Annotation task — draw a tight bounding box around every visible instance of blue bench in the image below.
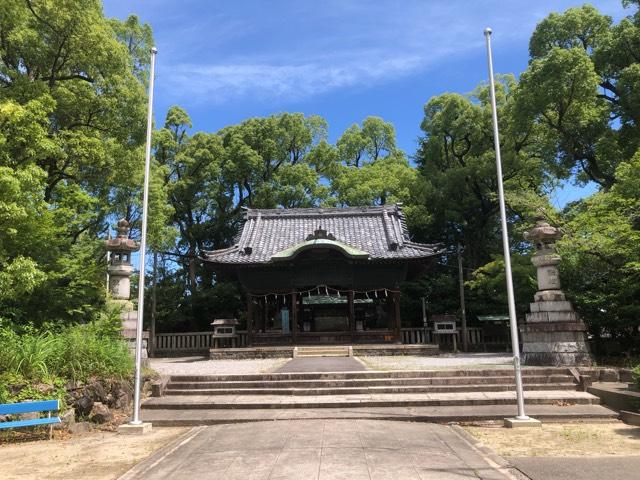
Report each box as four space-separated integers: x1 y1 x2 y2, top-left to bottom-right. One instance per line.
0 400 61 439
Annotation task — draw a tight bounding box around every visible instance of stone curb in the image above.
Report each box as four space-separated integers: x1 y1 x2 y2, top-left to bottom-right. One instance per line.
117 426 205 480
151 375 170 397
448 424 530 480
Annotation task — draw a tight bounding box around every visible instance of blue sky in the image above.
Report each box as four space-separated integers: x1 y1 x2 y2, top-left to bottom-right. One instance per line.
104 0 628 207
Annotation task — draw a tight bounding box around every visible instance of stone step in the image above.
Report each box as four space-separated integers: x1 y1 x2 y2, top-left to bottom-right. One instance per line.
295 346 351 357
164 383 578 396
296 346 350 351
141 403 618 426
167 367 572 383
165 374 574 390
296 353 349 357
143 390 598 410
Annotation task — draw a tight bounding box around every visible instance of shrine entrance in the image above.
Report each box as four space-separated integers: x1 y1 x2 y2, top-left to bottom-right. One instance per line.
248 286 399 345
202 205 441 347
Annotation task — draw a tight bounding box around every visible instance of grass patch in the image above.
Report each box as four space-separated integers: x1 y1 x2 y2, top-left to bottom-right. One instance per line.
0 312 134 405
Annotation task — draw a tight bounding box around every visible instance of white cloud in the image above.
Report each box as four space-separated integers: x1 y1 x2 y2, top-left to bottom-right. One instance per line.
142 0 629 104
163 54 428 103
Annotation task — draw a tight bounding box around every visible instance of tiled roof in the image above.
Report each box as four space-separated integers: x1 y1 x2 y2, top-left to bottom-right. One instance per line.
201 204 440 265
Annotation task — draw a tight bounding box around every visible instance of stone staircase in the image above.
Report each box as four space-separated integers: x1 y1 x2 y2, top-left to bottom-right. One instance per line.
142 367 618 425
294 346 351 357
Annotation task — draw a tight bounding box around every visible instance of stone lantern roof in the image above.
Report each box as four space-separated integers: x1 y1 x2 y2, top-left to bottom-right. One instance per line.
105 219 140 252
523 218 562 244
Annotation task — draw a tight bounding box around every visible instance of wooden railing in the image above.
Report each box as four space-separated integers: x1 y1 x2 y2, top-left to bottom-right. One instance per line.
153 331 249 355
153 331 212 353
401 327 485 346
400 326 510 351
152 326 508 355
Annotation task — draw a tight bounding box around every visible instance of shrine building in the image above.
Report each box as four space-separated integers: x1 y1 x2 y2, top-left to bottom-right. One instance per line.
201 204 441 346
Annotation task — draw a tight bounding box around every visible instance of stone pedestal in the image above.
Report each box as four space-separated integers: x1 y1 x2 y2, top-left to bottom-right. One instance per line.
119 305 149 360
117 422 152 435
504 417 542 428
521 220 592 366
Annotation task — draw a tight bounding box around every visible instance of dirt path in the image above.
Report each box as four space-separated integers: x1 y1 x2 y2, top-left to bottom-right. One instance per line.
0 427 188 480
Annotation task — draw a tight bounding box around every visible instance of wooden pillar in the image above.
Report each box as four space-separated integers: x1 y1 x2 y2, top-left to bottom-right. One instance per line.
246 293 254 347
292 291 298 344
263 297 268 333
348 291 355 343
393 291 401 344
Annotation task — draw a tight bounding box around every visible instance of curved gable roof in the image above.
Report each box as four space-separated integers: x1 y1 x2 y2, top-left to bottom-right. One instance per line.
201 204 440 265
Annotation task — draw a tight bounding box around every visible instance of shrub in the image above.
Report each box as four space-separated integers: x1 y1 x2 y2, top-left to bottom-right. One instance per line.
633 365 640 390
0 372 66 406
9 331 58 379
0 318 134 383
53 322 133 381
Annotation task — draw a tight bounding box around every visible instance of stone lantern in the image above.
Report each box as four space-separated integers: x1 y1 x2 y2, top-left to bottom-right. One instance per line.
521 218 592 366
105 219 148 356
106 219 139 301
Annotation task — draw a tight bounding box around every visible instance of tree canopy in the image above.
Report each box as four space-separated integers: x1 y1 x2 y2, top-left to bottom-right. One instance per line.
1 1 638 356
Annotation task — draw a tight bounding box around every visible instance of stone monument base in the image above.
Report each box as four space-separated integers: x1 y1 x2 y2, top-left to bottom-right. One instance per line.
522 290 592 366
110 300 149 359
118 422 152 435
504 417 542 428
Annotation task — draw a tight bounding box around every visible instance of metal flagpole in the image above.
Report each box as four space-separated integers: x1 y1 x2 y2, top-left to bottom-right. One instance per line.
131 46 158 425
457 243 468 352
483 28 529 420
106 230 111 298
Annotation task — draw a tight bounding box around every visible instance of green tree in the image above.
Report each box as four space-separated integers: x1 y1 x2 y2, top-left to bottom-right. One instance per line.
0 2 155 324
332 116 416 207
416 76 544 269
336 116 397 167
517 2 640 188
557 152 640 351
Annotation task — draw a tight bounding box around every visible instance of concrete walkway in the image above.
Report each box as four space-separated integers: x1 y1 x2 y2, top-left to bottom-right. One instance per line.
276 357 366 373
120 420 515 480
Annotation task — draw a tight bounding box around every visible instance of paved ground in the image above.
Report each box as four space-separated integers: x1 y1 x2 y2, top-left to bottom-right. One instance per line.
508 456 640 480
276 357 366 372
120 420 514 480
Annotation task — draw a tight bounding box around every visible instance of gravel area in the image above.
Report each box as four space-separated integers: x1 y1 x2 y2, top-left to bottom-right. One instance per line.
465 422 640 457
358 353 513 370
149 357 289 376
149 354 513 376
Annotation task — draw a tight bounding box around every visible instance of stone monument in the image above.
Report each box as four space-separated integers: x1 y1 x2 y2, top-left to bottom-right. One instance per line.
521 218 592 366
105 219 148 357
